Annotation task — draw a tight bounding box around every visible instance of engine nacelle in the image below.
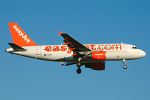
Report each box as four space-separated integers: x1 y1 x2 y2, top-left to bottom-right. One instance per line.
92 51 106 60
85 62 105 70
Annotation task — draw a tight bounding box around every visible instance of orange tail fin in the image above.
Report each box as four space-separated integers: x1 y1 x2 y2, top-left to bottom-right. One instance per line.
8 23 38 47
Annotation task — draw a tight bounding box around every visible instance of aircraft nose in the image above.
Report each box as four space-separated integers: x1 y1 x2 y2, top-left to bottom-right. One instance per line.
139 50 146 58
142 51 146 57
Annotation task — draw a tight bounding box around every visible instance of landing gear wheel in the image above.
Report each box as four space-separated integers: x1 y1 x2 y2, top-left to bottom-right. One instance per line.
77 62 81 67
123 65 127 69
77 68 81 74
123 59 127 69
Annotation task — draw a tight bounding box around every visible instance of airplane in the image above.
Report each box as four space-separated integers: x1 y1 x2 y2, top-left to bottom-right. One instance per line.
6 23 146 74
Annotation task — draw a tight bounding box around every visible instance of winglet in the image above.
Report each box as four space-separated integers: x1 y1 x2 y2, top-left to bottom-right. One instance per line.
58 31 62 35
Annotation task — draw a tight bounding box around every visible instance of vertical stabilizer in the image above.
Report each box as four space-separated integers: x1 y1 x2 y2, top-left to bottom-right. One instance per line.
8 23 38 47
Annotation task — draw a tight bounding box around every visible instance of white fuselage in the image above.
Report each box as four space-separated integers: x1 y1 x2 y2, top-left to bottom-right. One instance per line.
6 43 146 63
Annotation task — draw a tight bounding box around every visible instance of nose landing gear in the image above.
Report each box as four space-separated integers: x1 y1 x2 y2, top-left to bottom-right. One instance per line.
123 59 127 69
123 65 127 69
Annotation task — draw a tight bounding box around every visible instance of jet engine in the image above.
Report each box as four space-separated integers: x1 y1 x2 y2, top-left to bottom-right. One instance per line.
91 51 106 60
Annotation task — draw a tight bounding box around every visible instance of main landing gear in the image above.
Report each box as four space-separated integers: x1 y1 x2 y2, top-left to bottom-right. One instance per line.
123 59 127 69
76 58 82 74
77 67 81 74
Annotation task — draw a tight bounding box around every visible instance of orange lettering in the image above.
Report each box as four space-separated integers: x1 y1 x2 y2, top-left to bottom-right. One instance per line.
105 45 111 50
67 47 72 53
85 45 90 48
90 44 96 50
112 44 121 50
98 45 104 50
45 46 52 52
61 46 66 51
53 46 59 52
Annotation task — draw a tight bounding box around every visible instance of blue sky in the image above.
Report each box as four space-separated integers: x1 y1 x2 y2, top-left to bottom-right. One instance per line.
0 0 150 100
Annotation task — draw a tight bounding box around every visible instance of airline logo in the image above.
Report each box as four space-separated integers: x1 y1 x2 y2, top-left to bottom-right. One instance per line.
45 46 72 53
45 44 122 53
13 25 30 43
85 44 122 51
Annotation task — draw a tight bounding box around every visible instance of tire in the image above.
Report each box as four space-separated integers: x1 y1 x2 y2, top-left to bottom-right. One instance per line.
123 65 127 69
77 68 81 74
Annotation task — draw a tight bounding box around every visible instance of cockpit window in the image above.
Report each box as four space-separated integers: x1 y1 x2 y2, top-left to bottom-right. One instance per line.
132 47 138 49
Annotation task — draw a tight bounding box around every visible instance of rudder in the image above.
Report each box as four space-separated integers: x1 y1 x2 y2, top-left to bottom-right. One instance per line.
8 23 38 47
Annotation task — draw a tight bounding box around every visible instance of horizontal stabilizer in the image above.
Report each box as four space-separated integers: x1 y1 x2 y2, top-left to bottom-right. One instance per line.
8 43 26 51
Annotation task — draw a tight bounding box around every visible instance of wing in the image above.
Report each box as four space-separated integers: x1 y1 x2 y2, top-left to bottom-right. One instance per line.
58 31 91 52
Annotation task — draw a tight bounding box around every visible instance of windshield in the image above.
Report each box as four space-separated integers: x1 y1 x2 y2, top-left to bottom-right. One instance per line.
132 46 138 49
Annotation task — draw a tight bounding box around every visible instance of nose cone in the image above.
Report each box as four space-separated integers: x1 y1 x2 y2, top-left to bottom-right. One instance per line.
140 50 146 58
142 51 146 57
